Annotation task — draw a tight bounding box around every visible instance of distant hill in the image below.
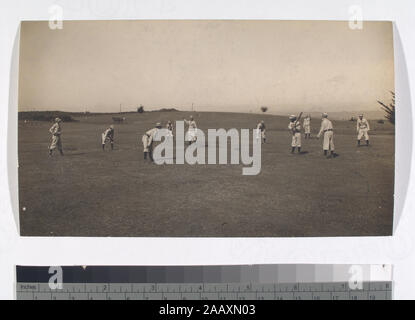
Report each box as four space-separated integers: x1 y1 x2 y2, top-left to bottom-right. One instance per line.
18 111 79 122
19 108 386 122
309 110 385 120
150 108 179 112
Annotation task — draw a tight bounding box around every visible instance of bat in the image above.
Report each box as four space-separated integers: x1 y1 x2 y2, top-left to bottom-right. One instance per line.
291 112 303 135
295 112 303 125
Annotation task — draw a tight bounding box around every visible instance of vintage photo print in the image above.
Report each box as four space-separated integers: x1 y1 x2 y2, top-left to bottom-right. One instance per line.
17 20 395 237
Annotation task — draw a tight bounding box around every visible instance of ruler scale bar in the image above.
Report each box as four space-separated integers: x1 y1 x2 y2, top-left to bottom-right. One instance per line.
16 282 392 300
15 265 393 300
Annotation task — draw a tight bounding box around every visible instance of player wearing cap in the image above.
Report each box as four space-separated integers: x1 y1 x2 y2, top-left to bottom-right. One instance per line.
256 120 266 144
256 120 266 143
288 115 302 153
101 125 115 151
184 115 197 144
142 122 162 161
317 113 335 157
356 114 370 146
48 117 64 156
166 120 174 137
303 114 311 139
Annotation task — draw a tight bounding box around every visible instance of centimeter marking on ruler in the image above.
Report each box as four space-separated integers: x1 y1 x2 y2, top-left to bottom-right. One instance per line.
16 281 392 300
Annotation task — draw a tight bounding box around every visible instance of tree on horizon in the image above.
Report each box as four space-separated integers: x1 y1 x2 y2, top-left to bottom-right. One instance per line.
377 91 395 125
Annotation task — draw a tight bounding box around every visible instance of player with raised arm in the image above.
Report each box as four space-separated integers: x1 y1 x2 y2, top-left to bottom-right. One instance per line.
48 117 64 156
101 125 115 151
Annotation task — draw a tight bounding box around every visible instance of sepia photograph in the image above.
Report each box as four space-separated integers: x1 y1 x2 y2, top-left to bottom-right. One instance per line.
17 20 395 237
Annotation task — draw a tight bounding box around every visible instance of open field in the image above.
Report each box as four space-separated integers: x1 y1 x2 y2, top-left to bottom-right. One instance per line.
18 111 394 237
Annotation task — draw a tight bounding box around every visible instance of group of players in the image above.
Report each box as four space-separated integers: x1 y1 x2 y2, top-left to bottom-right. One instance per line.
255 112 370 158
48 113 371 161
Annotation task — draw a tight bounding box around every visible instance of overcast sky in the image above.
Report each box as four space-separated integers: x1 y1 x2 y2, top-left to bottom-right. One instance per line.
18 20 394 114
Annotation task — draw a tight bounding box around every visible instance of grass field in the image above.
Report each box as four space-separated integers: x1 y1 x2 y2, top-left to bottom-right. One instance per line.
18 111 394 237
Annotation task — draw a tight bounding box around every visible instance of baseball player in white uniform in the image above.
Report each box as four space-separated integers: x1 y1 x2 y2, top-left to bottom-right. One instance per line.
184 116 197 144
303 115 311 139
142 122 162 161
166 120 174 137
48 117 64 156
101 125 115 151
317 113 335 157
288 115 302 153
256 121 266 144
356 114 370 146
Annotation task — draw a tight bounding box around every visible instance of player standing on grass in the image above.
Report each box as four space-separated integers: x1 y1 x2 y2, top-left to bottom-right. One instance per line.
184 115 197 144
288 115 302 153
356 114 370 146
166 120 174 137
256 120 266 144
142 122 162 162
317 113 335 158
101 125 115 151
48 117 64 156
303 114 311 139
